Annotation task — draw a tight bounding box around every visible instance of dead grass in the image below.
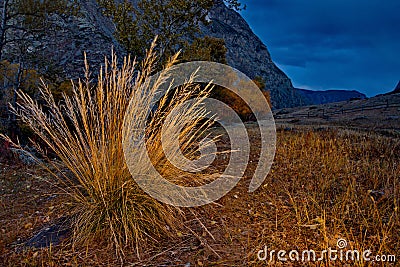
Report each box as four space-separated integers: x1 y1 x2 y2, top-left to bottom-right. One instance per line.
252 128 399 266
1 41 217 262
1 126 399 266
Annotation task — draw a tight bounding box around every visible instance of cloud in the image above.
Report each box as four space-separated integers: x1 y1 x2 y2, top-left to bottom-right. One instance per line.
240 0 400 96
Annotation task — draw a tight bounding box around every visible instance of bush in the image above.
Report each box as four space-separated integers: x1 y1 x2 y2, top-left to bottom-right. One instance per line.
211 76 271 121
2 43 214 257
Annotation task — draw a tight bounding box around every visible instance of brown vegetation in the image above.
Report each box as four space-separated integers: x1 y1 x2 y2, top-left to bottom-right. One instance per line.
1 125 398 266
1 43 218 262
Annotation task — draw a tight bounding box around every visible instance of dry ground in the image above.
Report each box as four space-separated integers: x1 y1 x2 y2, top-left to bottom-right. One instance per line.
0 124 399 266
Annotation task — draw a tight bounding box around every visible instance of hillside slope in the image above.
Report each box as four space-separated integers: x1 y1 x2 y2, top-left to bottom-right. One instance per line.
274 92 400 132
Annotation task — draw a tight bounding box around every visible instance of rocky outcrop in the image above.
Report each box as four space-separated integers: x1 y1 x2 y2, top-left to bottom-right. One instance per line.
296 88 367 105
1 1 124 79
39 1 124 78
6 0 307 108
202 1 308 108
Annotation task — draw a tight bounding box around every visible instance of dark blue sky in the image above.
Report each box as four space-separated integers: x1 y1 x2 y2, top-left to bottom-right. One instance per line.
240 0 399 96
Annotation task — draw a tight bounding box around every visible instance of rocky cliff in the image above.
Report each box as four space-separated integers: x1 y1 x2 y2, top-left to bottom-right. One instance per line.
201 1 307 108
10 0 306 108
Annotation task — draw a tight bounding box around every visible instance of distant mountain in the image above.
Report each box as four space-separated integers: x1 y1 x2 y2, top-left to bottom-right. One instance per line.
295 88 367 105
274 90 400 132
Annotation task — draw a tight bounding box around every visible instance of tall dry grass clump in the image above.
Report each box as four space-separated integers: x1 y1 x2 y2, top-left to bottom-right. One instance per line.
3 42 214 256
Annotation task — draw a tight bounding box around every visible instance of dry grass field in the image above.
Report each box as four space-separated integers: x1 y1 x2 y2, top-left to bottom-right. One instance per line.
1 124 398 266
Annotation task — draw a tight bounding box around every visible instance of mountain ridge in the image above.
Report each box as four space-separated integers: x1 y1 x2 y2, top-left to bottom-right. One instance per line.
295 88 367 105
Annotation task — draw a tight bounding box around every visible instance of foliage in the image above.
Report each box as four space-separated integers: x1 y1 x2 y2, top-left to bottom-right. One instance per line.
0 60 40 134
211 75 271 121
97 0 244 62
0 60 40 97
252 75 266 91
0 60 73 136
253 75 271 108
98 0 214 61
181 36 227 64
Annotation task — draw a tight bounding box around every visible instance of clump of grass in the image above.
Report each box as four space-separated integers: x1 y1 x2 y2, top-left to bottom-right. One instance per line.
2 42 214 257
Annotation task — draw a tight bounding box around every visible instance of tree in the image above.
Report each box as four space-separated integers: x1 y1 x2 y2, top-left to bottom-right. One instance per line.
98 0 214 61
97 0 244 61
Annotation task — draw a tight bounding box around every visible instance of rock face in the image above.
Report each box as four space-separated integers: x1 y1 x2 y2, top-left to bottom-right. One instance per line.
201 1 308 108
8 0 306 108
296 88 367 105
38 1 124 78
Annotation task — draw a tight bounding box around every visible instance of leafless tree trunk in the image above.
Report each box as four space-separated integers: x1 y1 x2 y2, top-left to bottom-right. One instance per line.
0 0 10 61
9 57 22 137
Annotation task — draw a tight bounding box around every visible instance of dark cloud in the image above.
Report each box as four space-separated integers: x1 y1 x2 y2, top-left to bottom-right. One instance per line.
240 0 400 96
